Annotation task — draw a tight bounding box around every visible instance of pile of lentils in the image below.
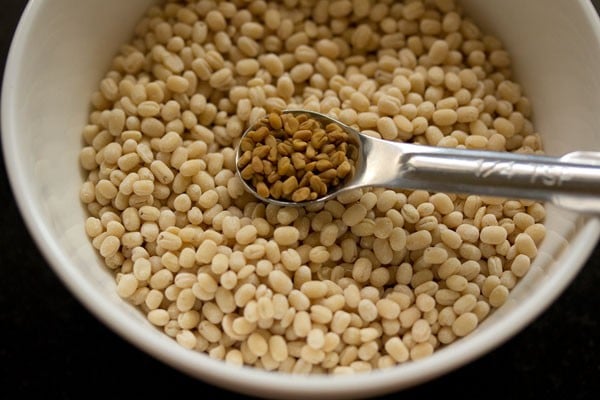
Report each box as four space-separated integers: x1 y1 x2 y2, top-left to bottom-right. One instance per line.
79 0 546 374
237 111 358 202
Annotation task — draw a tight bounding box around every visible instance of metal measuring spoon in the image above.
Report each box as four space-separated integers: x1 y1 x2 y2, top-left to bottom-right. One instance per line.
235 109 600 214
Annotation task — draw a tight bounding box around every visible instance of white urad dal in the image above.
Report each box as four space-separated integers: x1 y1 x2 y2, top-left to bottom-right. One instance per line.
79 0 546 374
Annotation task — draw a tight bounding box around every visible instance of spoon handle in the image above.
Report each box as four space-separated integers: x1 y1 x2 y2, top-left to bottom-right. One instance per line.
361 134 600 214
392 147 600 214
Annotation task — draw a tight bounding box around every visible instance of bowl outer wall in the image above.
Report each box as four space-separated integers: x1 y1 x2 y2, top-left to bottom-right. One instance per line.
2 0 600 398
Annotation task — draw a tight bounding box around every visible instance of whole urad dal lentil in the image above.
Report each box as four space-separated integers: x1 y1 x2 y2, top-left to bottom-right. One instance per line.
79 0 547 374
237 111 358 202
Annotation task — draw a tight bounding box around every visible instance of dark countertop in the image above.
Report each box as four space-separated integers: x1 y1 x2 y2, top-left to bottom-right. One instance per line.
1 1 598 398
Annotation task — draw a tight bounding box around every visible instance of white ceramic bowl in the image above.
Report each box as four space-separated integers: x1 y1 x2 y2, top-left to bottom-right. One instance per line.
3 0 600 398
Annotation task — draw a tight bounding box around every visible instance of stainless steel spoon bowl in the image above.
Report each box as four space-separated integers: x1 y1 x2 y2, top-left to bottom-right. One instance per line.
236 109 600 213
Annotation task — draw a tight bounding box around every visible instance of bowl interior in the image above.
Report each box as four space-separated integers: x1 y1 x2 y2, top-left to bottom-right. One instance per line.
3 0 600 398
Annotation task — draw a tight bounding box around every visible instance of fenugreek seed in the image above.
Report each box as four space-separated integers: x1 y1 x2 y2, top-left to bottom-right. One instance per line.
268 113 282 129
251 156 263 173
281 176 299 196
238 112 357 202
256 182 270 198
292 187 311 202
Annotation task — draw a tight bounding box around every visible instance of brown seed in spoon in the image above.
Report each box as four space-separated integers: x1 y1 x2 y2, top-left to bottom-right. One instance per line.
237 111 358 202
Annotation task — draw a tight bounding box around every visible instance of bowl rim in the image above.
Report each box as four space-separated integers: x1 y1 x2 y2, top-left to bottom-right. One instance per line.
2 0 600 398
